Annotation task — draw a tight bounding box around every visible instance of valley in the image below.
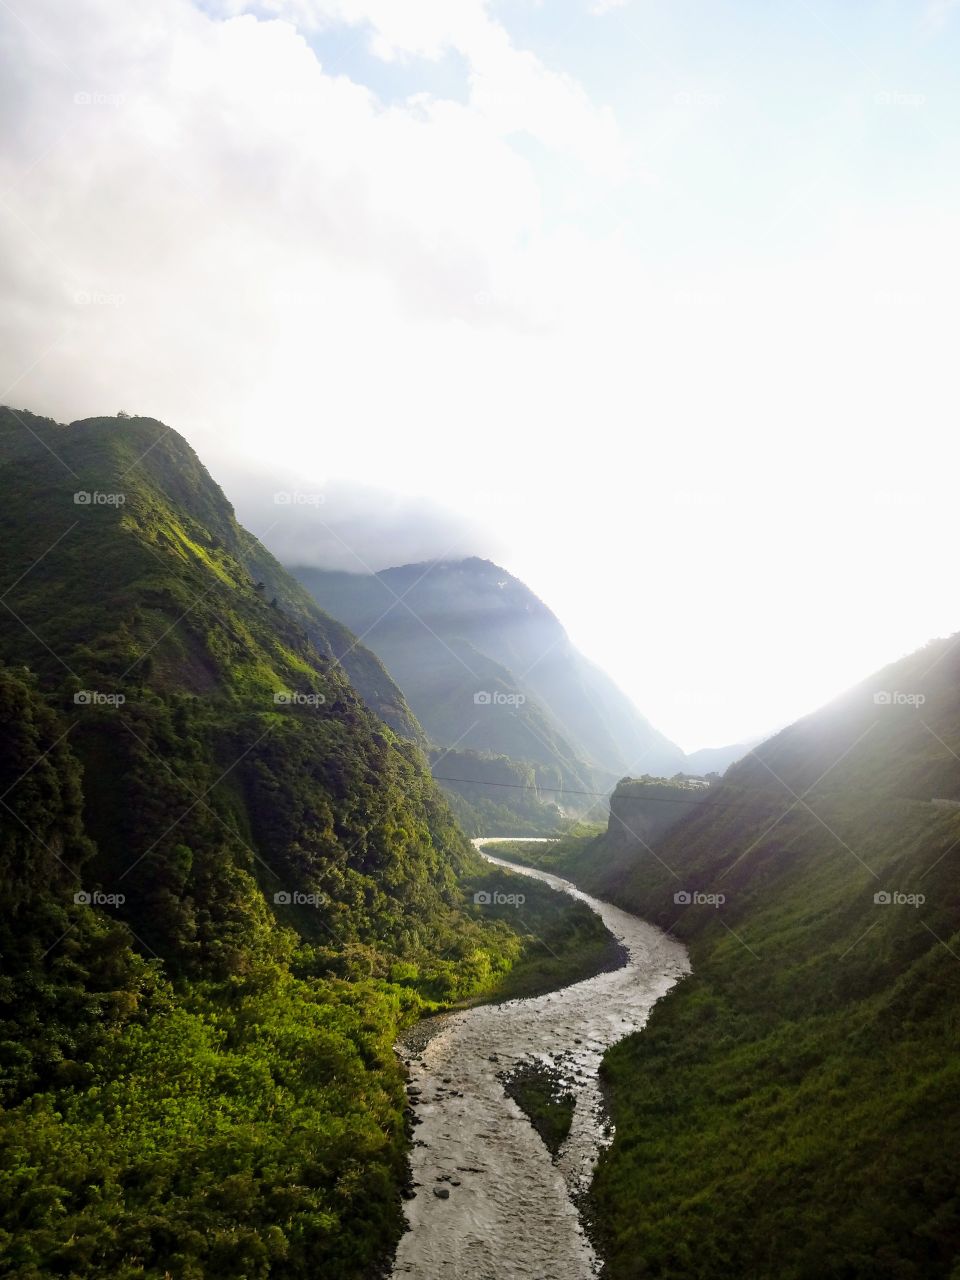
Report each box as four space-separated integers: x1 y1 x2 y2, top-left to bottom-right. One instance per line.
0 409 957 1279
392 840 689 1280
290 560 746 834
491 647 960 1278
0 411 635 1279
2 5 956 1275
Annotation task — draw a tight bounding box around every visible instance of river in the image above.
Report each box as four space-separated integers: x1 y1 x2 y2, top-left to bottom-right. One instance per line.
390 838 690 1280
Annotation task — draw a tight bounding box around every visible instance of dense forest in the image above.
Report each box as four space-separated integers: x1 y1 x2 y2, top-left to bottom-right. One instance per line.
0 409 608 1278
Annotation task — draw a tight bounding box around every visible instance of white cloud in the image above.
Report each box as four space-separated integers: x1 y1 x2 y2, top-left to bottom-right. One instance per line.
923 0 960 30
1 0 959 750
214 0 626 176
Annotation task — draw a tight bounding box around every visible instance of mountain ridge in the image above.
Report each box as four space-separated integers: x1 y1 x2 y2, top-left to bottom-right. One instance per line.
512 629 960 1278
0 405 602 1278
289 557 713 824
0 408 423 742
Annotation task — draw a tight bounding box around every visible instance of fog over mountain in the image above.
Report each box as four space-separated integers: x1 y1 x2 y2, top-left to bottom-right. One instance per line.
4 0 959 751
214 459 502 574
220 458 768 762
293 555 691 775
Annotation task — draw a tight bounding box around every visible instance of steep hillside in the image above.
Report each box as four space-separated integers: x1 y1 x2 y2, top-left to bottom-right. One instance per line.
557 638 960 1277
0 407 606 1279
293 564 602 777
684 741 751 774
0 408 421 743
293 559 686 775
291 559 692 828
427 747 571 837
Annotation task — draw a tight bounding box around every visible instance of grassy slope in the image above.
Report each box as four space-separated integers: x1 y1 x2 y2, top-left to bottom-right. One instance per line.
291 562 616 833
0 409 617 1279
546 641 960 1278
0 409 423 742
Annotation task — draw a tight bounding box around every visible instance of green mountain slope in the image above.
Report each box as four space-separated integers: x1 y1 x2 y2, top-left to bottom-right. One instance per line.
0 407 607 1279
548 638 960 1277
0 408 422 742
292 564 602 780
292 558 687 773
426 747 570 836
291 559 696 830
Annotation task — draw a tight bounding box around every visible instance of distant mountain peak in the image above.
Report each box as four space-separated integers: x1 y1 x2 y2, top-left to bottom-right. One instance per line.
291 555 687 786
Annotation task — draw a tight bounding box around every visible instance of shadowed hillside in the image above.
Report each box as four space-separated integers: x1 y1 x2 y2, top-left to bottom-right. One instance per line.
539 636 960 1277
0 407 611 1278
292 558 703 830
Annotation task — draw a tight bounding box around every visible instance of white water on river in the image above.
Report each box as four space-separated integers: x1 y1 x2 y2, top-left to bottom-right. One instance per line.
391 839 690 1280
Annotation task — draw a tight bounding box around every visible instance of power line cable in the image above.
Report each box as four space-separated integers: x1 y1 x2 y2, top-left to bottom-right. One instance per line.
431 775 717 804
430 774 938 809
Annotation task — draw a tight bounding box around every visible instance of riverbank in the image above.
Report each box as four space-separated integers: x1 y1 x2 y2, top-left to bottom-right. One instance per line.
461 846 627 1004
391 843 689 1280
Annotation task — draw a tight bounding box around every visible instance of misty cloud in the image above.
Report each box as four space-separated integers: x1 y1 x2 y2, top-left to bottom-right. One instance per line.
2 0 960 748
215 462 502 572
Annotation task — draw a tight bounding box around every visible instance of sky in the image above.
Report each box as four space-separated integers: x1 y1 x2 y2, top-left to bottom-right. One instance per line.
1 0 960 751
